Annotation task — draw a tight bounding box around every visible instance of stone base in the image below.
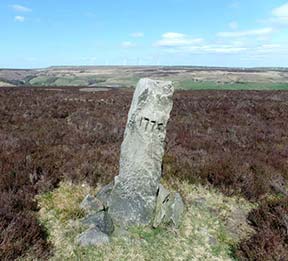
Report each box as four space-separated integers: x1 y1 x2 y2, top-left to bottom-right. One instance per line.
76 183 184 246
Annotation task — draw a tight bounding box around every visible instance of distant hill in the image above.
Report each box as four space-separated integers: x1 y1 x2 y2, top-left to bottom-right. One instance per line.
0 66 288 89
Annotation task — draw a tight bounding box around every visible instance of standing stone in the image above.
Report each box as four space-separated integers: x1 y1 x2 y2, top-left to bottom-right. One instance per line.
108 78 174 226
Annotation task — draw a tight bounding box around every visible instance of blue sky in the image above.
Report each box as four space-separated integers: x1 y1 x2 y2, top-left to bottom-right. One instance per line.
1 0 288 68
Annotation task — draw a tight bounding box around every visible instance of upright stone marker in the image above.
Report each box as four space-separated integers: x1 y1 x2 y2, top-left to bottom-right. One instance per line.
77 78 183 246
108 78 174 226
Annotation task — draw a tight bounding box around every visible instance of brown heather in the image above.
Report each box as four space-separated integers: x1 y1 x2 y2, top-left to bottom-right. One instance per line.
0 87 287 260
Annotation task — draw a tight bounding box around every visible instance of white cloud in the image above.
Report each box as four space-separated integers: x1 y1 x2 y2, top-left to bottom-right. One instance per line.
217 27 273 38
14 16 25 22
229 21 238 30
155 32 249 54
155 26 288 57
272 3 288 17
271 2 288 25
11 4 31 12
121 41 135 48
160 41 288 56
162 32 185 39
155 32 203 47
131 32 144 38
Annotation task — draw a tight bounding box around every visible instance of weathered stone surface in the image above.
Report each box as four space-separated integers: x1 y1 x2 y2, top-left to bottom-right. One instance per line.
108 79 174 226
80 194 104 213
81 210 114 235
153 186 184 228
76 228 110 246
95 182 113 208
169 192 184 227
153 184 170 227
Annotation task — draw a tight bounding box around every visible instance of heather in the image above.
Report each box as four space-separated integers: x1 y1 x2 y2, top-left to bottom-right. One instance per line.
0 87 287 260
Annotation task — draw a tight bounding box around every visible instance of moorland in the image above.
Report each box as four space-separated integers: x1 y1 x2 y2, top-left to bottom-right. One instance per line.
0 85 287 260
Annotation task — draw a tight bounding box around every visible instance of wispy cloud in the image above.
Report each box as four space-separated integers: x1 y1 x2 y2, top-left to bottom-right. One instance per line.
272 3 288 17
14 15 25 22
154 29 288 56
11 4 32 12
155 32 203 47
121 41 135 48
157 40 287 56
184 45 248 54
217 27 273 38
270 2 288 25
256 44 282 53
155 32 249 54
131 32 144 38
200 45 247 54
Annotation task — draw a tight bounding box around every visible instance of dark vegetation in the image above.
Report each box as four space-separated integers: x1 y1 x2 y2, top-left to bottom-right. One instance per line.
0 87 287 260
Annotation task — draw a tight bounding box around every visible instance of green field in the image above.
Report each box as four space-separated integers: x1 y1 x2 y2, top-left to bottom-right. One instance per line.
176 80 288 90
16 74 288 91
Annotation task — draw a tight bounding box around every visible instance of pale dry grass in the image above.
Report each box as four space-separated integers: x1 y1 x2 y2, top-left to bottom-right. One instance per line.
35 180 256 261
0 81 15 87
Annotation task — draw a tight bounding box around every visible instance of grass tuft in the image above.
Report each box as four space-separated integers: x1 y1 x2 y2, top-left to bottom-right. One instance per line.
36 181 255 261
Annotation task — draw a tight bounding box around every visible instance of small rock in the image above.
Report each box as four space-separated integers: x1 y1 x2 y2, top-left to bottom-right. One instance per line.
80 195 104 213
153 184 170 227
76 228 110 247
208 236 218 246
153 184 184 228
96 182 113 208
170 192 184 227
157 184 170 203
81 211 114 235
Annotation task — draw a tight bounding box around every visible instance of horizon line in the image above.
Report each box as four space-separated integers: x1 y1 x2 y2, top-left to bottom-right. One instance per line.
1 65 288 70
